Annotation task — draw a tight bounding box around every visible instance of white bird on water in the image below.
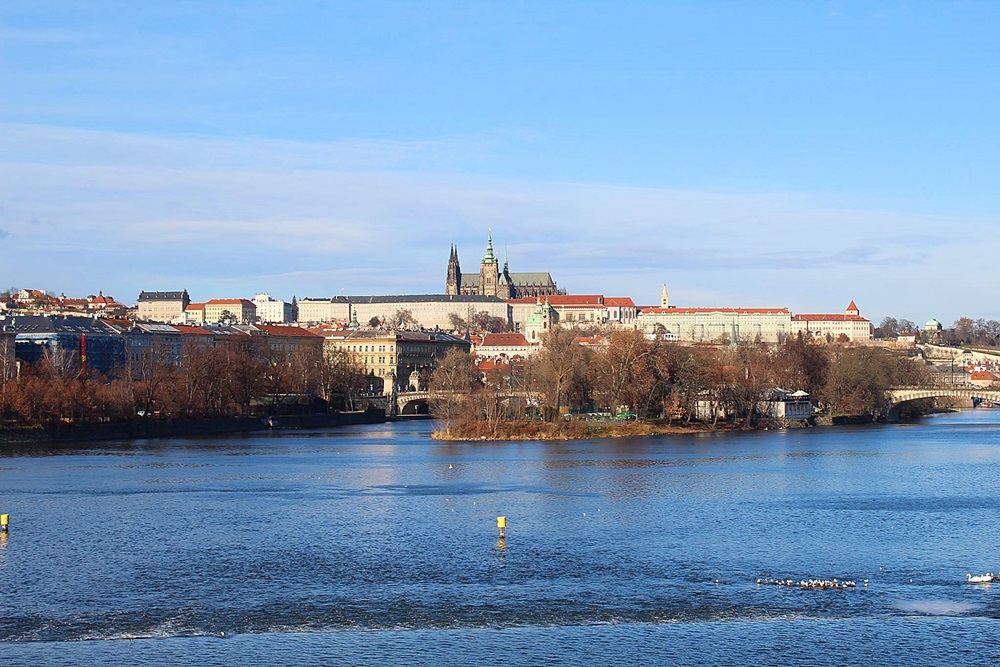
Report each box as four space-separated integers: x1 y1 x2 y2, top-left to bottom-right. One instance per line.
967 573 993 584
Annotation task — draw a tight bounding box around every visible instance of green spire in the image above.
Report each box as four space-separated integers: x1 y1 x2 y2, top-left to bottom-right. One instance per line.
482 228 497 264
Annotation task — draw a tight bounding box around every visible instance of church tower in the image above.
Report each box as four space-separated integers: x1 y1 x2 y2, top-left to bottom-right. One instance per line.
446 244 462 296
660 283 670 308
496 247 514 299
479 230 500 297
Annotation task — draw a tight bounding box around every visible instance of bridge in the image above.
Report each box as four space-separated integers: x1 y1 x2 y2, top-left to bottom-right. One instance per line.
887 386 1000 420
392 390 540 418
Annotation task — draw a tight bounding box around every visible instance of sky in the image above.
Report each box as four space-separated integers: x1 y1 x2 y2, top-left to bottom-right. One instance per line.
2 1 1000 326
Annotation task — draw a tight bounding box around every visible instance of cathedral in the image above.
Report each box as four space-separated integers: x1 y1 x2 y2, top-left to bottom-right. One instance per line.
446 231 564 299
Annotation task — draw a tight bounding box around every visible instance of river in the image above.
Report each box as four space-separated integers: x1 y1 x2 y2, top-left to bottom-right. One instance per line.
3 411 1000 665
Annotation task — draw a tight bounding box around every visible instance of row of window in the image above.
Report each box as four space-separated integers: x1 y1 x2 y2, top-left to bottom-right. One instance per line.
347 343 396 353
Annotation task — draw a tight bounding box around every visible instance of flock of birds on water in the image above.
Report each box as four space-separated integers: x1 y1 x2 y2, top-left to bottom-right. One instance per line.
751 573 999 589
756 577 864 591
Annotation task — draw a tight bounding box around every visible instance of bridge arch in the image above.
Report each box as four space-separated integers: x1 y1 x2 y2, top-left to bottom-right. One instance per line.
885 387 1000 421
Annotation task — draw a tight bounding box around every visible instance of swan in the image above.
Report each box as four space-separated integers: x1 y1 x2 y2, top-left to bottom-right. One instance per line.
967 573 992 583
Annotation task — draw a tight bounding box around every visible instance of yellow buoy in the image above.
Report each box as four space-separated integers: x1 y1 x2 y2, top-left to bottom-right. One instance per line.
497 516 506 539
0 514 8 533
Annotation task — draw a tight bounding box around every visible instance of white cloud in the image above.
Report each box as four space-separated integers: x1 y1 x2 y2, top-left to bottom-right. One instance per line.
0 123 996 322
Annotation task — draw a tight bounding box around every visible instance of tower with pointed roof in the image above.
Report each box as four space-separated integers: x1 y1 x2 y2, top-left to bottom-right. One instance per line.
661 284 670 309
445 231 563 298
446 244 462 296
479 229 500 297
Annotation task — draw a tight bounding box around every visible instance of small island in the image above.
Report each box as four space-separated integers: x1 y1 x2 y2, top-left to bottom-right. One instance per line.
429 328 936 441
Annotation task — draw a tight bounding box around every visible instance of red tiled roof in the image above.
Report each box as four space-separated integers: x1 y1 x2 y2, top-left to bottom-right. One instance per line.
478 359 511 373
255 325 321 338
642 307 790 315
605 297 636 308
172 325 213 335
304 323 347 334
480 333 529 347
206 298 253 306
793 314 870 322
509 295 605 306
846 300 859 312
185 302 206 311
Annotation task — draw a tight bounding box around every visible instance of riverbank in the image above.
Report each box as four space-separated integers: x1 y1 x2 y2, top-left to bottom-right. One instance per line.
0 408 386 446
430 418 809 441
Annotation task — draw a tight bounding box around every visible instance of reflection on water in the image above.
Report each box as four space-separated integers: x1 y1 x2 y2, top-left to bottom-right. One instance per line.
3 411 1000 665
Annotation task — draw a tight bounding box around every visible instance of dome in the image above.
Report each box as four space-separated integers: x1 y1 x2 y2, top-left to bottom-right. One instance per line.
924 318 942 331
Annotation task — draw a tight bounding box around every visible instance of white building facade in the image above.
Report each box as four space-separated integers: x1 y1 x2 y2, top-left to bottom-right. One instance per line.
638 307 793 344
252 293 293 324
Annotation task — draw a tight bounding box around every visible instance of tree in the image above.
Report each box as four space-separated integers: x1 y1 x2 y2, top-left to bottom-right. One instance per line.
773 334 830 402
824 347 928 419
594 329 662 418
533 327 593 419
316 347 366 410
428 347 479 432
388 309 418 330
368 316 382 328
130 337 179 418
470 310 509 333
877 317 899 339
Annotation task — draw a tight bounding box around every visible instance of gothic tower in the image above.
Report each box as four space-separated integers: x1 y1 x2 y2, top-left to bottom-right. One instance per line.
479 230 500 297
496 246 513 299
446 244 462 295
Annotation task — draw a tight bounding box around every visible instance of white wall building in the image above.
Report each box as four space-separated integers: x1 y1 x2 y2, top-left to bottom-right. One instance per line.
790 301 874 342
252 293 293 324
638 306 793 343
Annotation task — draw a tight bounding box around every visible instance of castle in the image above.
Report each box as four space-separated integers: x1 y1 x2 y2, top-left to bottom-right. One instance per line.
446 231 564 299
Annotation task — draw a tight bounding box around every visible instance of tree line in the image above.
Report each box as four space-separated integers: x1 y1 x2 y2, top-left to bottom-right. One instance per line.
878 316 1000 347
430 328 930 437
0 338 367 428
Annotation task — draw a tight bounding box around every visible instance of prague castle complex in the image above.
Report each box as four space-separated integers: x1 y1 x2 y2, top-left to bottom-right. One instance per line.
446 231 563 299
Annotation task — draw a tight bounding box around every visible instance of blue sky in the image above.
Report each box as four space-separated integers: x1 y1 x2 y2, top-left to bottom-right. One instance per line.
2 1 999 325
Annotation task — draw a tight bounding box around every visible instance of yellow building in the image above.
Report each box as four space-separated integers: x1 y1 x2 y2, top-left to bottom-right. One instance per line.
204 299 256 324
324 329 471 393
137 290 190 323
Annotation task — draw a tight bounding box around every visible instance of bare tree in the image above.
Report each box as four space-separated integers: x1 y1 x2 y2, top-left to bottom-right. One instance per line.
428 347 479 432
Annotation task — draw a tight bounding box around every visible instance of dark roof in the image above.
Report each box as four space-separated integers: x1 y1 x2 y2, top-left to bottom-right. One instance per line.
462 272 556 288
302 294 507 305
138 290 189 301
342 329 471 345
1 315 119 335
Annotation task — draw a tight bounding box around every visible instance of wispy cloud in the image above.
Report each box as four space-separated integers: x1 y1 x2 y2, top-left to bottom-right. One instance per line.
0 124 995 321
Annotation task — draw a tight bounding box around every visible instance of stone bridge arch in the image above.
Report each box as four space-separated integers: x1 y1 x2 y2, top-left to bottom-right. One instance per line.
886 387 1000 421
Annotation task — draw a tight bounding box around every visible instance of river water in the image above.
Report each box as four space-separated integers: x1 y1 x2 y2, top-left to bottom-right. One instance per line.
3 411 1000 665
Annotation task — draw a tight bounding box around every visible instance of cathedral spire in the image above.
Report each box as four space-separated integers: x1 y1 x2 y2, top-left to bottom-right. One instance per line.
446 243 462 295
482 228 497 264
503 246 509 272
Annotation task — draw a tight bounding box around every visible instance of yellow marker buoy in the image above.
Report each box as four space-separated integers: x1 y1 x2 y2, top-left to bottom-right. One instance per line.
0 514 8 533
497 516 506 539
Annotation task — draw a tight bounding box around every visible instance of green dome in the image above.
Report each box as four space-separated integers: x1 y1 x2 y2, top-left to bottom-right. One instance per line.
924 318 942 330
